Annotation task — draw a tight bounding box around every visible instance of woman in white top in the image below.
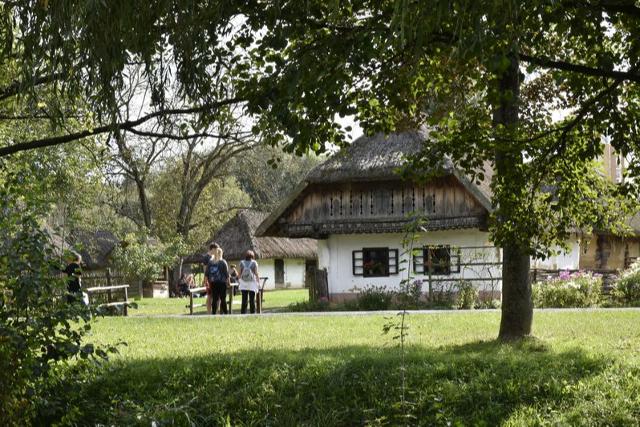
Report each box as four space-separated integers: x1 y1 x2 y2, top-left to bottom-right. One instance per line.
238 250 260 314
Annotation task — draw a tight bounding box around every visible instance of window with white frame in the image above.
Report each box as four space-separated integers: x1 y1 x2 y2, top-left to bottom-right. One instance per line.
413 245 460 275
352 247 399 277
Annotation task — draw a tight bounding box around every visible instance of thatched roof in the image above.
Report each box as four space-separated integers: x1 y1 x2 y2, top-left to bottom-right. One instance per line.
70 230 119 269
305 129 493 201
187 210 317 263
256 130 494 237
307 130 431 183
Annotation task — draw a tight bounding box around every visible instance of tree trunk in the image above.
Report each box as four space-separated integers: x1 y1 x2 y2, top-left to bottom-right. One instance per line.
493 53 533 340
135 177 152 229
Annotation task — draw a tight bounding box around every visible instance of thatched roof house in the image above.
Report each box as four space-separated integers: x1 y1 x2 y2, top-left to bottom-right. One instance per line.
257 130 494 238
71 230 119 270
213 210 317 261
186 210 317 289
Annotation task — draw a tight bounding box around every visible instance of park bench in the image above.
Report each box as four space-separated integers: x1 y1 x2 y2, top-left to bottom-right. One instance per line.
186 286 207 315
86 284 130 316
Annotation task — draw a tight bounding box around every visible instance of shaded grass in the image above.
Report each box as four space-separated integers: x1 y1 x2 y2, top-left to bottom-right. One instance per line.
57 311 640 425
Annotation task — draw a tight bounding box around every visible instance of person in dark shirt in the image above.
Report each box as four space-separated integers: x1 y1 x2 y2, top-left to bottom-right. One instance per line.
64 253 82 302
203 243 219 313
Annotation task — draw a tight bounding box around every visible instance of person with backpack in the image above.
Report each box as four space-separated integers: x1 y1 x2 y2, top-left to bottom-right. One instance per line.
238 250 260 314
205 245 230 315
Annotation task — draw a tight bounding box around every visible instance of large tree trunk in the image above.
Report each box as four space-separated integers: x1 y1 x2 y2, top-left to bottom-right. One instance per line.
135 177 152 229
493 53 533 340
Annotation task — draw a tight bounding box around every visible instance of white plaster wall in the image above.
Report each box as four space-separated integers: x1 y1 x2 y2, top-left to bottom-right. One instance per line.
531 238 581 270
323 230 501 294
283 258 306 288
256 258 275 290
240 258 307 290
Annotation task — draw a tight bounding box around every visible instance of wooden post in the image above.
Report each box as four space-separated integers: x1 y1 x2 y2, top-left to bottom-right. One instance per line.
189 291 194 315
123 286 129 316
228 286 234 314
256 290 262 314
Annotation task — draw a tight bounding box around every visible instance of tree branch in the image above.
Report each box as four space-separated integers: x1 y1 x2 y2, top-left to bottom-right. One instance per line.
0 98 244 157
0 73 63 102
520 54 640 83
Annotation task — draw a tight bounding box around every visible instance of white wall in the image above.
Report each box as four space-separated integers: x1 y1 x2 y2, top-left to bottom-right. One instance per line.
244 258 307 290
531 238 581 270
256 259 275 290
283 258 306 289
318 230 501 295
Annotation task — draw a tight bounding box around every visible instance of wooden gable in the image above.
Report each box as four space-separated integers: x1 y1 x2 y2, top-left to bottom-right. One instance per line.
268 176 489 238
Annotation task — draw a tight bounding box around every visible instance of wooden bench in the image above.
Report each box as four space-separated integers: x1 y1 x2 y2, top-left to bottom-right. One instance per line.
86 284 130 316
186 286 207 315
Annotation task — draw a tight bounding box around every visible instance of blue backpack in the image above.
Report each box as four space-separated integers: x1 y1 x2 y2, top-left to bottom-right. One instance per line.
207 260 228 283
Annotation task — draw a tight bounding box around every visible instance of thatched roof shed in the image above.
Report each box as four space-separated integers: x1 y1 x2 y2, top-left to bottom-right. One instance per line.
71 230 119 270
187 210 317 263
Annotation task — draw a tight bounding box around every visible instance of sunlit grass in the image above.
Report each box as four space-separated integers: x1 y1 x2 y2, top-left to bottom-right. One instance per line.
129 288 308 316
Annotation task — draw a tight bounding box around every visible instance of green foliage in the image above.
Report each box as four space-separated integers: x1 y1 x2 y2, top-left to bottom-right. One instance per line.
396 279 424 310
230 144 323 211
456 280 479 310
149 168 250 251
0 166 106 425
612 261 640 306
111 231 185 286
356 285 395 311
287 299 331 312
532 271 603 308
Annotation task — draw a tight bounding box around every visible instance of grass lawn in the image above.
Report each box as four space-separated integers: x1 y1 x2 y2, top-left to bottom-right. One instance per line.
60 310 640 425
130 288 308 316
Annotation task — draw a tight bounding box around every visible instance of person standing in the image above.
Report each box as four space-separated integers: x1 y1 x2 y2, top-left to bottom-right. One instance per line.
238 250 260 314
64 253 83 303
205 246 230 315
229 264 239 295
202 243 219 313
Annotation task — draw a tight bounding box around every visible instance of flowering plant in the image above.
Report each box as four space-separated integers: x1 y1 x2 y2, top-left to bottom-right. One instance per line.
532 271 602 308
612 261 640 306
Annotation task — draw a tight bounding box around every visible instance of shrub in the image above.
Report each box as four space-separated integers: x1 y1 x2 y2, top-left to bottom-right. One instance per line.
428 281 457 309
396 279 424 309
357 285 394 310
612 261 640 306
0 170 110 425
532 271 602 308
456 280 479 309
475 299 501 309
287 299 330 312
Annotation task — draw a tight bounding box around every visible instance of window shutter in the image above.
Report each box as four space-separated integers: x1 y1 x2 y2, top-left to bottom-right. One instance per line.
413 249 425 274
352 250 364 276
388 249 399 274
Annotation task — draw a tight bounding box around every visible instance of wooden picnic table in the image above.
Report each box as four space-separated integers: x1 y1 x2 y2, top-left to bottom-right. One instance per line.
186 278 269 315
186 283 239 315
85 284 130 316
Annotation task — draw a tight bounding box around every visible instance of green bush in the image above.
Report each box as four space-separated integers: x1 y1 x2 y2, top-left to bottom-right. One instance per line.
612 261 640 306
357 285 394 310
532 271 602 308
475 299 501 309
396 279 425 309
455 280 479 309
429 282 457 309
0 170 110 425
287 299 330 312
